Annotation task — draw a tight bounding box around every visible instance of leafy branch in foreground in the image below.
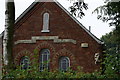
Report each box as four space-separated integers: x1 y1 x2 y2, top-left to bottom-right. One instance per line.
69 0 88 18
93 1 120 26
2 49 120 79
94 1 120 74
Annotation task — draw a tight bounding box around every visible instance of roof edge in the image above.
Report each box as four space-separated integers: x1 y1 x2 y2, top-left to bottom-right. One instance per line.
0 32 4 38
7 0 104 44
15 2 37 23
55 1 104 44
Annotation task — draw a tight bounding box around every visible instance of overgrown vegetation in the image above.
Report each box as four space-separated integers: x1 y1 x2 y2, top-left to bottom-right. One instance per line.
2 49 120 79
2 65 120 79
101 31 120 75
2 0 120 79
94 0 120 76
97 0 120 75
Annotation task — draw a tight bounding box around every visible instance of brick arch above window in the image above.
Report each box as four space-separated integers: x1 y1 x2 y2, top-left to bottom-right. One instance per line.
52 48 77 69
41 8 52 15
14 50 33 65
34 42 56 54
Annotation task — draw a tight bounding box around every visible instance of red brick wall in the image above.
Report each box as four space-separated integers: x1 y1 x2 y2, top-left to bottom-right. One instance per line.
13 2 102 72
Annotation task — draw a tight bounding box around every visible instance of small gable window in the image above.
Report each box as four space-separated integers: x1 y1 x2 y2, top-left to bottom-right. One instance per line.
40 49 50 71
59 57 70 71
41 13 50 32
20 56 30 70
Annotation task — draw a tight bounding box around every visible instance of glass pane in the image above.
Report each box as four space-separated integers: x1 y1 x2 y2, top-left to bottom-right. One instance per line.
20 57 29 70
59 57 70 71
43 13 49 30
62 63 66 69
40 49 50 71
62 59 66 63
24 59 28 63
24 64 28 69
43 54 47 61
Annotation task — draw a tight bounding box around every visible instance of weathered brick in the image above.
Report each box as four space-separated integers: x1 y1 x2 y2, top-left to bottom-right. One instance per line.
0 2 103 73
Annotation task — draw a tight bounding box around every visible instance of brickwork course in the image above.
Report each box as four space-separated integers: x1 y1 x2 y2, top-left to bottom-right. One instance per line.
0 1 103 73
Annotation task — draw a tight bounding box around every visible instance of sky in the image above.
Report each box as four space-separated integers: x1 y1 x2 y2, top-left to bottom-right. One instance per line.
0 0 114 38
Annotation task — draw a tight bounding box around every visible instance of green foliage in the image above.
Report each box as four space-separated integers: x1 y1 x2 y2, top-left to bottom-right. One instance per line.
3 0 120 79
93 1 120 26
97 1 120 75
94 1 120 48
3 67 120 79
101 31 120 74
69 0 88 18
101 31 117 54
2 49 120 79
94 1 120 47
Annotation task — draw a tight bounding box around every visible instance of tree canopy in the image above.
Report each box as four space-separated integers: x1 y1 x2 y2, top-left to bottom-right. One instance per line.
2 0 120 79
94 1 120 43
91 0 120 74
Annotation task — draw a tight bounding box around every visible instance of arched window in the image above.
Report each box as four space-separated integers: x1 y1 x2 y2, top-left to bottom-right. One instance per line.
20 56 30 69
59 57 70 71
41 13 50 32
40 49 50 71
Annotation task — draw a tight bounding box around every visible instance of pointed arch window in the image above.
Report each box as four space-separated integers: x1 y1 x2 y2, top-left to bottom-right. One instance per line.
59 57 70 71
40 49 50 71
41 13 50 32
20 56 30 70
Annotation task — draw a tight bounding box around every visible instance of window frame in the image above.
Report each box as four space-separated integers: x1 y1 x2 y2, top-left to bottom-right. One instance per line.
20 56 30 70
39 49 50 71
41 12 50 32
59 57 70 71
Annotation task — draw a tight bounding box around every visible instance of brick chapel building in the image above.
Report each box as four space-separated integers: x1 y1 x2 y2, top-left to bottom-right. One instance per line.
0 0 104 73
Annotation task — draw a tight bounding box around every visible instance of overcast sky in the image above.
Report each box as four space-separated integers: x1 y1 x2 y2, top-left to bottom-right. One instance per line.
0 0 114 38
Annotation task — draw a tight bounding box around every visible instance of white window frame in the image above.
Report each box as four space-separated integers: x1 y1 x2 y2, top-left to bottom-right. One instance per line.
41 13 50 32
40 49 50 71
20 56 30 70
59 57 70 71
